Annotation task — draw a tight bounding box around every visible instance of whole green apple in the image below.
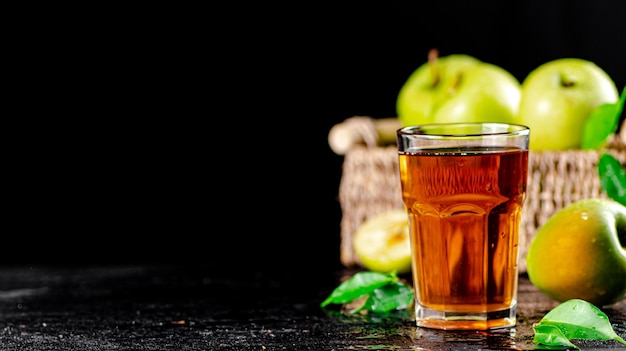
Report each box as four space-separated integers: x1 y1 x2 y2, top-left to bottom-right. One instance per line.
526 198 626 306
515 58 619 151
396 51 521 126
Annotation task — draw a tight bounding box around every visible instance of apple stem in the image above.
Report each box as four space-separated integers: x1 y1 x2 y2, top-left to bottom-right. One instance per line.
428 48 440 86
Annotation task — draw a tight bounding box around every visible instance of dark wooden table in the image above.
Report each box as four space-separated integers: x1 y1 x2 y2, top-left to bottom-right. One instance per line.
0 264 624 350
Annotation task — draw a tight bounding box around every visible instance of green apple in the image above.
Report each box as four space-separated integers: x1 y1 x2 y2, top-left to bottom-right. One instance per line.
353 209 412 274
515 58 619 151
526 198 626 306
396 51 521 126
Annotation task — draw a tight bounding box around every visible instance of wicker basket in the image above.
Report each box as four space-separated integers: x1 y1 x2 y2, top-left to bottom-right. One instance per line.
333 116 626 274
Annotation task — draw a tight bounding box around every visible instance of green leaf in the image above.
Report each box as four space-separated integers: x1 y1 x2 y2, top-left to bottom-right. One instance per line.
320 271 398 307
534 324 579 350
581 86 625 150
533 299 626 349
354 281 414 314
598 153 626 206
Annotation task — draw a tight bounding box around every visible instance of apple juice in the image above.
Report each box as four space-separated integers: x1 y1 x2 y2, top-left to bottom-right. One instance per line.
398 146 528 330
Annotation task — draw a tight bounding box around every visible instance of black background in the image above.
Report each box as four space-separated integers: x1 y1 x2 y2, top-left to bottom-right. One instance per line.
7 2 625 274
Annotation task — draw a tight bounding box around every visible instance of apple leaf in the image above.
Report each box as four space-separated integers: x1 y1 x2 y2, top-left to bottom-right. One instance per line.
533 299 626 350
581 86 626 150
598 153 626 206
354 280 414 313
534 324 580 350
320 271 399 307
320 270 414 314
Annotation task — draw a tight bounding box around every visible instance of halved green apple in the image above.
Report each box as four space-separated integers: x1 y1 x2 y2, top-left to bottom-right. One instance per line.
353 209 412 274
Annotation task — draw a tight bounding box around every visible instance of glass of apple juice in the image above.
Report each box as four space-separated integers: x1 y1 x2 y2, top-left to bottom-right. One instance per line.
396 122 530 330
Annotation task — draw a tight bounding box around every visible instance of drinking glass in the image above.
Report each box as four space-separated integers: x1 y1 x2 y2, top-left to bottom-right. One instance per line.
396 122 530 330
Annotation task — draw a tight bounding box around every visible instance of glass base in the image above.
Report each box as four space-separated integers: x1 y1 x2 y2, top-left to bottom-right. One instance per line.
415 303 516 330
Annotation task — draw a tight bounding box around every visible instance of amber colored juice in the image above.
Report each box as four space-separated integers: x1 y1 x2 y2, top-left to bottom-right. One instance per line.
399 146 528 325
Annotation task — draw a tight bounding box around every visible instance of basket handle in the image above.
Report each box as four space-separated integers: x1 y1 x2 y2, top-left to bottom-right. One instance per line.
328 116 401 155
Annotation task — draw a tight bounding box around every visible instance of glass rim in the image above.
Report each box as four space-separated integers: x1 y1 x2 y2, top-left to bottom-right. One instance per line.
397 122 529 138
